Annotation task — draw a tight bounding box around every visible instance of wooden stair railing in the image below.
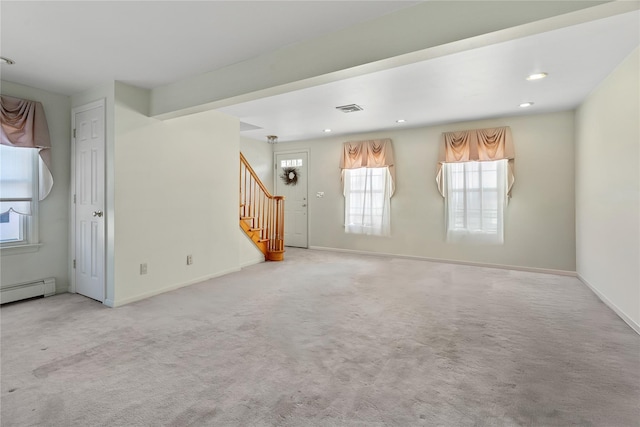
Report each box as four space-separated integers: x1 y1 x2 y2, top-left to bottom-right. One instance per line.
240 152 285 261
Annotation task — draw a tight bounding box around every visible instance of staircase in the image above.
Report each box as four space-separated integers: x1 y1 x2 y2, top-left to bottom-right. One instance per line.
240 152 285 261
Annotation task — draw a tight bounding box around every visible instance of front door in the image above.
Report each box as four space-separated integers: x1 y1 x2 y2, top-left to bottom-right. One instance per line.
275 152 308 248
73 101 105 302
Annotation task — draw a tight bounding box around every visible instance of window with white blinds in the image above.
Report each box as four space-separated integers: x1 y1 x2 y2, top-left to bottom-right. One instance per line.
444 159 507 244
0 145 38 245
343 167 391 236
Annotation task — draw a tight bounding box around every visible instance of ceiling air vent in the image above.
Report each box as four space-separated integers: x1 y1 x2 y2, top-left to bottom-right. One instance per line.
335 104 363 113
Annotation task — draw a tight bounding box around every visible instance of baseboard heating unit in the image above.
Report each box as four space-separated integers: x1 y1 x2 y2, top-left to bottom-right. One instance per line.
1 278 56 304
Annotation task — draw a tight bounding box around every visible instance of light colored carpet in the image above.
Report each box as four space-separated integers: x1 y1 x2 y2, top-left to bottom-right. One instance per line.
1 248 639 426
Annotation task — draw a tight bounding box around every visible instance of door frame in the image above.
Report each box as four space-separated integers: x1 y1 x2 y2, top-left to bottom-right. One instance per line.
69 99 106 300
273 149 310 249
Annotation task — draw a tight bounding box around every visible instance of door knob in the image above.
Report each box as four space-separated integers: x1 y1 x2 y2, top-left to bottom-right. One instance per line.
92 210 103 217
302 204 307 207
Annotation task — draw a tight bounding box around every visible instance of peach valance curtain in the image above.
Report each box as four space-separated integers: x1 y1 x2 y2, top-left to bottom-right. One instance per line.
340 138 396 195
0 95 53 199
436 126 515 199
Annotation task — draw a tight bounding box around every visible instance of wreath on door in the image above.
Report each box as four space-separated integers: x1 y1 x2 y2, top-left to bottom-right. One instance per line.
280 167 299 186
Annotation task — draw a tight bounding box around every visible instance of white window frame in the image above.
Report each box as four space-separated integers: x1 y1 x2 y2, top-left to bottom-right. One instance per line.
280 158 303 168
444 159 507 244
343 166 392 237
0 146 40 254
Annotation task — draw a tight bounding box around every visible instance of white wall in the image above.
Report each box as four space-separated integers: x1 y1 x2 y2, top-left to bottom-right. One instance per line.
238 232 264 268
274 111 576 272
109 82 241 306
240 136 273 193
576 48 639 331
1 81 71 293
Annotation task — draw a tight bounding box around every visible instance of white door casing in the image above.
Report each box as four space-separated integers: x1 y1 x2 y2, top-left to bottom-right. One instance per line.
275 151 308 248
72 101 105 302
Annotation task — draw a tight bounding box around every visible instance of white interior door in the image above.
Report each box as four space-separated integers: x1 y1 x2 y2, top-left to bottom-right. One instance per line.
275 152 308 248
74 103 105 302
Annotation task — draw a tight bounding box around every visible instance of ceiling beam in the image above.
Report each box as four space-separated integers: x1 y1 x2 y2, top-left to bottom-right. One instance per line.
150 1 637 120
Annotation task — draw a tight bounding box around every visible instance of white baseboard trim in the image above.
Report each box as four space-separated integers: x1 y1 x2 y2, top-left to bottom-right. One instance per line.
239 227 266 268
577 274 640 335
240 257 265 268
308 246 577 277
106 267 241 307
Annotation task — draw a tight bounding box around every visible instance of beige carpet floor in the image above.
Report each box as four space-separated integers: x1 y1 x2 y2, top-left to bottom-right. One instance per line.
1 248 639 426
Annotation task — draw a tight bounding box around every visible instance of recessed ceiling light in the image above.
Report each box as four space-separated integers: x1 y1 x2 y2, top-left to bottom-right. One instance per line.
1 57 15 65
396 119 406 123
526 72 548 81
519 102 534 108
323 129 332 133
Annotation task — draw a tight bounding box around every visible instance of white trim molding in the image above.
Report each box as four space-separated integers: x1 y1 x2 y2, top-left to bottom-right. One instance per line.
240 259 264 269
0 243 43 255
105 267 241 308
308 246 638 335
577 274 640 335
309 246 578 277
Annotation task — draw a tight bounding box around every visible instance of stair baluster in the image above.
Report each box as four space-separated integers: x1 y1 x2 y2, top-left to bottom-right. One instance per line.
240 153 285 261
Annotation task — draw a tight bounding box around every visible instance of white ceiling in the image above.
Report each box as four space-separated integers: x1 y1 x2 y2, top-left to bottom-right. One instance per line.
0 1 419 94
1 2 638 143
220 10 640 142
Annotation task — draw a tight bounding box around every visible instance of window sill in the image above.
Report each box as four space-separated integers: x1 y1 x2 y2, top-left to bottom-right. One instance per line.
0 243 43 255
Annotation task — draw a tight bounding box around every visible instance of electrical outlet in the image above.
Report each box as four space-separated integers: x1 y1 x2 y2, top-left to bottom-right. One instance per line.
140 263 147 275
187 255 193 265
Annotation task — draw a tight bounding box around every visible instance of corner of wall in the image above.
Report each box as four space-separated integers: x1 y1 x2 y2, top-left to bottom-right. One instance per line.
115 81 150 116
110 106 241 304
575 47 640 331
